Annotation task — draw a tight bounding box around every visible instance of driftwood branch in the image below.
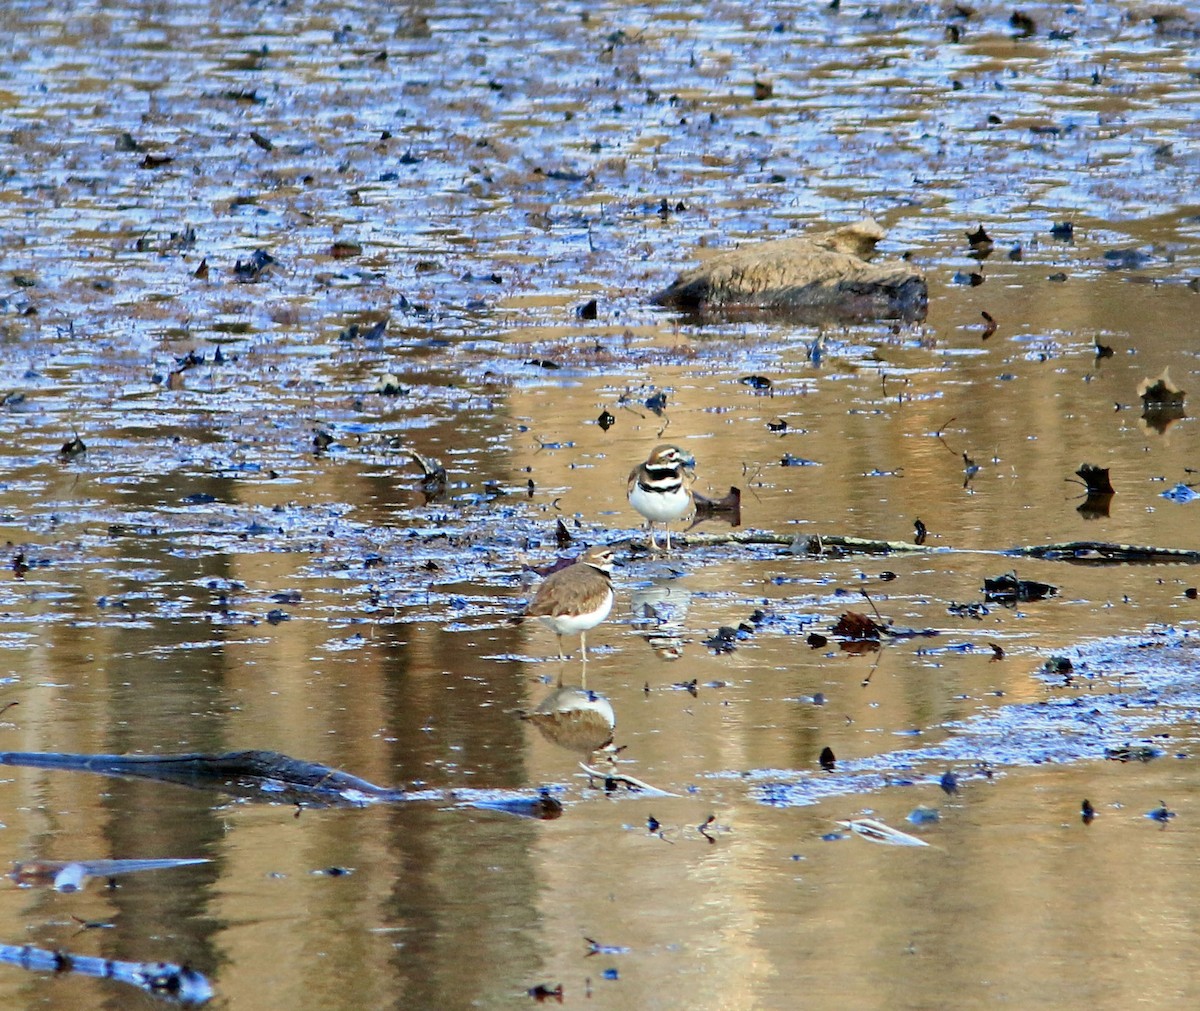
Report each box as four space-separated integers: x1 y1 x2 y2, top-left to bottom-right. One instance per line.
579 762 679 797
0 942 212 1003
663 530 1200 564
0 750 562 818
1004 542 1200 564
665 530 934 553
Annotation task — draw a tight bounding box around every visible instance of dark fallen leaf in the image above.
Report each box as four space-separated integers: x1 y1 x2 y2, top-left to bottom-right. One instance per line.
193 258 209 280
983 573 1057 603
1103 248 1152 270
1138 369 1186 410
1094 341 1113 359
1010 11 1036 36
818 746 836 772
753 78 773 100
940 770 959 795
740 375 772 390
313 430 336 452
767 419 787 432
807 632 828 648
948 600 987 619
597 409 615 431
555 518 573 549
577 298 598 319
60 436 86 459
645 391 667 414
703 627 740 653
330 240 363 259
528 983 564 1003
831 611 884 640
234 248 275 282
1146 802 1175 823
1105 744 1159 763
527 359 560 370
980 310 997 339
914 517 927 545
1186 587 1198 600
1081 799 1095 824
249 131 274 151
1049 221 1074 241
139 153 173 169
966 224 992 250
1075 463 1114 495
989 642 1005 660
1043 656 1073 677
1047 271 1068 282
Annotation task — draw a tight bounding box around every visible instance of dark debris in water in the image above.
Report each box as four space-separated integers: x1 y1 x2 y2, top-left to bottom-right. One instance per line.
983 573 1058 604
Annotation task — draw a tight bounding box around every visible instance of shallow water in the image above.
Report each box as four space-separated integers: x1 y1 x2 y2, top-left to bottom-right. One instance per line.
0 1 1199 1007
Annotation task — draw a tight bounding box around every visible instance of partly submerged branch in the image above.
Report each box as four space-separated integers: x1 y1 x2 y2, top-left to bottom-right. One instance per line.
0 750 562 817
662 530 1200 564
1005 541 1200 564
0 943 212 1004
666 530 941 554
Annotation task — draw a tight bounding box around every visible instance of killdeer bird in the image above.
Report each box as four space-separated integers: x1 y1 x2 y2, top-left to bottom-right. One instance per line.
521 545 615 660
628 444 696 551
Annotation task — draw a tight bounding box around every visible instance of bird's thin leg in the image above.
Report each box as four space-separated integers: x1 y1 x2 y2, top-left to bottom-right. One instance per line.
557 635 567 661
580 631 588 661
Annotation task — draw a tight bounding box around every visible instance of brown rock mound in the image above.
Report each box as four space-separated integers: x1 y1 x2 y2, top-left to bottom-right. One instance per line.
651 218 927 322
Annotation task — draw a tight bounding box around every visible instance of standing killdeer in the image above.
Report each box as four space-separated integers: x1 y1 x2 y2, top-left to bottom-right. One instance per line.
628 444 696 551
521 545 616 660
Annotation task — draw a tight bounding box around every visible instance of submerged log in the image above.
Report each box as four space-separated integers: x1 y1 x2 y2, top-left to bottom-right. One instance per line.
0 942 212 1004
0 749 403 803
651 218 927 322
0 749 562 818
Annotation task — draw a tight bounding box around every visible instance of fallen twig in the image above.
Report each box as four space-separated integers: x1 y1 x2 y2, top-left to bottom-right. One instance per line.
579 762 679 797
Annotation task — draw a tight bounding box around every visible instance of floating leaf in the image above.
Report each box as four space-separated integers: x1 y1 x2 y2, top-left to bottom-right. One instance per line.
1074 463 1114 495
983 573 1057 603
831 611 884 640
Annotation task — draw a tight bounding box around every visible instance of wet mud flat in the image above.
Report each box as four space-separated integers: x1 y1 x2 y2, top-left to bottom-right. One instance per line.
0 1 1199 1008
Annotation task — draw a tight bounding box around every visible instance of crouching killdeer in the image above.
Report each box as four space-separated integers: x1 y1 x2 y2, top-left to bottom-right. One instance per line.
628 444 696 551
521 545 616 660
